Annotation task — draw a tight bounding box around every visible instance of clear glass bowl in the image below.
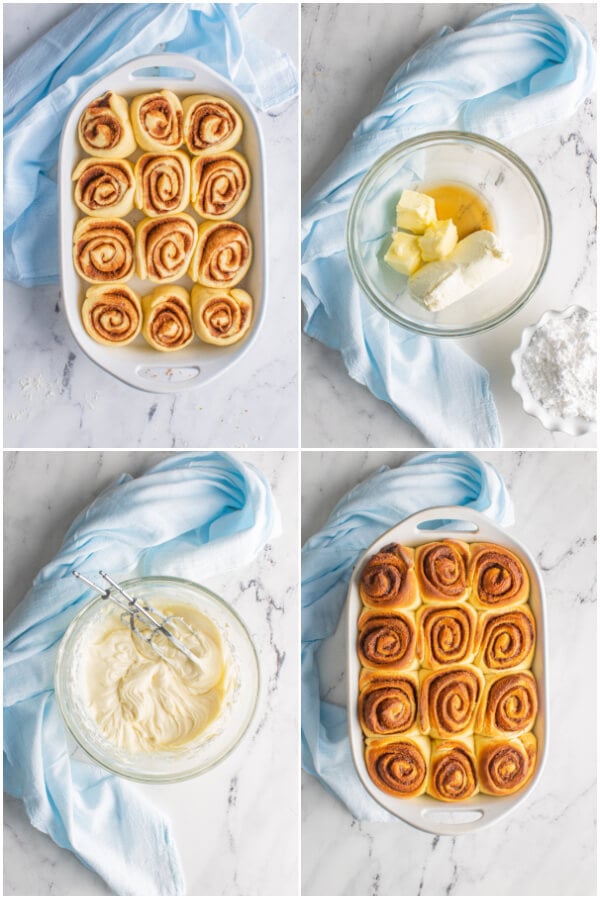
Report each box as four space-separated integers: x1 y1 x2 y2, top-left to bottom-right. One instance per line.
55 576 259 783
347 131 552 337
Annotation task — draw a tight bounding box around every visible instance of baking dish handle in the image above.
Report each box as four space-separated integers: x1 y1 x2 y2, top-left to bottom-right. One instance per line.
397 505 495 541
103 53 228 85
417 805 495 835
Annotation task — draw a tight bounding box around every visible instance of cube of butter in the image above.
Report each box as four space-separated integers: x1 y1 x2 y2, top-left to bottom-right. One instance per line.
384 231 422 276
418 219 458 262
396 189 437 234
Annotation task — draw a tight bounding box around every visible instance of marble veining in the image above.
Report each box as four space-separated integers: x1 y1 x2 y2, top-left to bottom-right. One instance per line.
301 3 597 449
3 450 299 896
301 450 596 895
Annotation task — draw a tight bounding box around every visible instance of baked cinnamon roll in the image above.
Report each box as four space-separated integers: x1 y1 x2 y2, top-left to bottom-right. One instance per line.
191 286 253 346
73 217 135 283
476 671 538 737
141 285 194 352
191 151 251 219
365 733 430 797
476 733 537 796
73 158 135 218
135 151 191 217
359 543 419 612
78 91 136 158
136 213 198 283
189 220 252 288
415 540 470 605
130 90 183 152
81 284 141 346
358 670 418 737
469 543 529 611
182 94 243 155
419 665 484 739
357 609 417 671
417 605 478 668
475 607 536 673
428 737 478 802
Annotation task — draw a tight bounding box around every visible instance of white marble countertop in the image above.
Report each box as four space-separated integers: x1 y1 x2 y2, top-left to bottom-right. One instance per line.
4 3 299 449
301 3 597 449
3 450 299 896
301 449 596 895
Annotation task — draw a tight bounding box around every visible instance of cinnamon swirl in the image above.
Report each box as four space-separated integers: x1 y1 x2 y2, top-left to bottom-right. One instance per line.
359 543 419 612
182 94 243 155
358 671 418 737
78 91 136 158
469 543 529 611
416 540 470 605
357 609 417 671
130 90 183 152
417 605 478 668
475 607 536 673
73 158 135 218
476 733 537 796
141 285 194 352
191 151 251 219
73 217 135 283
419 665 484 739
428 737 478 802
476 671 538 737
365 733 430 798
135 152 191 217
137 213 198 283
189 220 252 288
81 284 141 346
191 286 253 347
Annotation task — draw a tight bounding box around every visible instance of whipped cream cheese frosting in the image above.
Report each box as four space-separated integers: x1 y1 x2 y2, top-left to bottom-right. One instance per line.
80 602 227 754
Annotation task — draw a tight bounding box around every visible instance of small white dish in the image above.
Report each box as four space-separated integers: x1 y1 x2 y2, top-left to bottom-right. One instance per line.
511 305 596 436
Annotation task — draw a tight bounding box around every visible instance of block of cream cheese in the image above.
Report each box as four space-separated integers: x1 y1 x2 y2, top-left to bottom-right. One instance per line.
396 189 437 234
384 231 422 275
418 219 458 262
408 230 511 311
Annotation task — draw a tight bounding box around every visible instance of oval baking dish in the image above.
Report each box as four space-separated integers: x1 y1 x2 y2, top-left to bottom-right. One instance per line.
59 53 266 393
346 506 548 836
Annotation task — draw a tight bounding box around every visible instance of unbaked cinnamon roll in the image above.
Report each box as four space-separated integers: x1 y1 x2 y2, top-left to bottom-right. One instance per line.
191 286 253 346
135 151 191 217
419 665 484 738
141 285 194 352
136 213 198 283
189 220 252 288
476 733 537 795
81 284 141 346
365 733 430 797
415 540 470 605
428 737 478 802
417 605 478 668
78 91 136 158
73 158 135 218
469 543 529 611
73 217 135 283
357 609 417 671
191 151 251 219
476 671 538 737
182 94 243 155
358 671 418 737
359 543 419 612
475 607 536 673
130 90 183 152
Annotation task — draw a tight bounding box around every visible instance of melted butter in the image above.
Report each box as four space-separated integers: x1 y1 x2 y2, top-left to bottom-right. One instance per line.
422 183 494 240
81 602 227 755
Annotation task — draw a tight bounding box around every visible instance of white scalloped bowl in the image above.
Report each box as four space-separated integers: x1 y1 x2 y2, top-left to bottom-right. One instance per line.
511 305 596 436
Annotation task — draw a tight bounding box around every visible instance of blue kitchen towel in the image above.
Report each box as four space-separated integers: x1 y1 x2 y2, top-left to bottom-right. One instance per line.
301 451 514 820
4 452 279 896
302 3 595 448
4 2 298 287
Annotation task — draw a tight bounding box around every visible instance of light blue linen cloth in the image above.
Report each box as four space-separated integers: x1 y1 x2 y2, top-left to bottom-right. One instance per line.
301 451 514 820
4 2 298 287
4 452 279 896
302 3 595 448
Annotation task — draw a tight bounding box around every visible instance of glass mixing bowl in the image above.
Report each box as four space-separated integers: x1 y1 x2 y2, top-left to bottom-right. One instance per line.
55 576 259 783
347 131 552 337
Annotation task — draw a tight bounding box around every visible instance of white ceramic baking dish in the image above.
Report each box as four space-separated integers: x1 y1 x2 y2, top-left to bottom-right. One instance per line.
59 53 266 393
346 506 548 836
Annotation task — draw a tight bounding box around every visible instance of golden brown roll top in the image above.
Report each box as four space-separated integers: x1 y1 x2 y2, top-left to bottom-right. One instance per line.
182 94 243 155
81 284 141 346
191 151 251 219
365 732 430 798
359 543 419 612
416 540 470 605
141 285 194 352
469 542 530 611
73 158 135 218
358 671 418 737
417 604 478 668
475 606 536 673
476 671 538 737
135 152 191 217
130 90 183 152
73 217 135 283
428 737 478 802
419 665 484 739
78 91 136 158
191 286 253 347
357 609 417 671
476 733 537 796
189 220 252 288
136 213 198 283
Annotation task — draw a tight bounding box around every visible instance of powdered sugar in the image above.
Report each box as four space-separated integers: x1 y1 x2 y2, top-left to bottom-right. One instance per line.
520 308 596 422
